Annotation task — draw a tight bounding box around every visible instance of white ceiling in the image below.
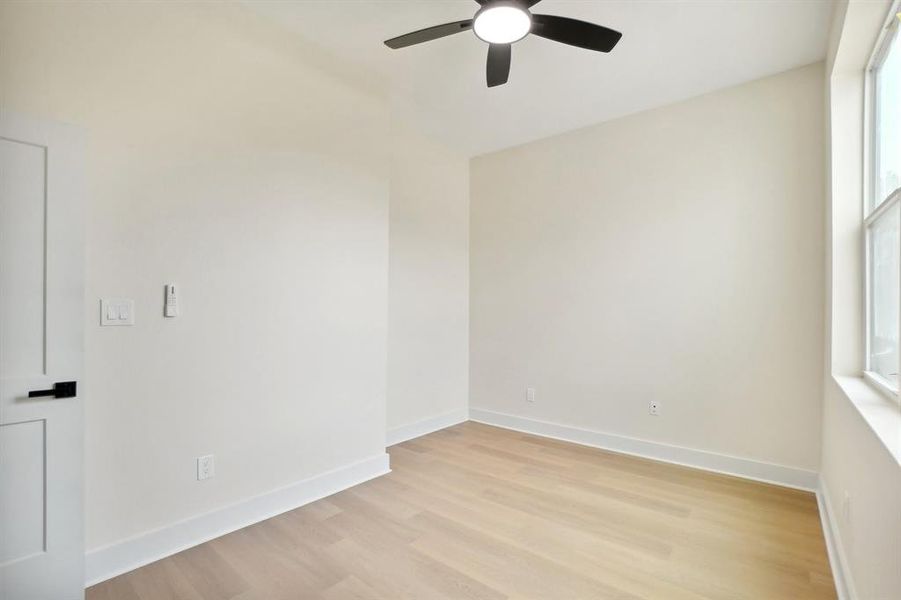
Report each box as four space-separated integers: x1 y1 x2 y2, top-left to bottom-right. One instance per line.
248 0 834 156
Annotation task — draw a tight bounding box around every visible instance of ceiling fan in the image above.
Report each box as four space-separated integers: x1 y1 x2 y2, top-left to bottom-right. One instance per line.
384 0 622 88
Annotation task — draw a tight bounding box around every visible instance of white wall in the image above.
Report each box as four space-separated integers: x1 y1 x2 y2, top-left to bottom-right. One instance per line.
821 379 901 599
821 2 901 598
470 63 825 472
387 123 469 436
0 0 389 552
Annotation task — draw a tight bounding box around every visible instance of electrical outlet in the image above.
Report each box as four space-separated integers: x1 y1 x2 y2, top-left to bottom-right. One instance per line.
649 401 660 416
197 455 215 481
526 387 536 403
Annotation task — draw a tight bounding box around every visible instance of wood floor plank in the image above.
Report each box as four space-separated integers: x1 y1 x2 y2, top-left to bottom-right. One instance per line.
318 575 384 600
87 421 836 600
325 536 507 600
169 543 249 600
126 558 205 600
209 521 343 598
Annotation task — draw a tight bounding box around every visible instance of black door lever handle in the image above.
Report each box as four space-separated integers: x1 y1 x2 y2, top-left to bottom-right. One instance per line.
28 381 77 399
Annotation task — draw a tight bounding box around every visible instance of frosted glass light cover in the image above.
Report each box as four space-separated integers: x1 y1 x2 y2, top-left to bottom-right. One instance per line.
474 7 531 44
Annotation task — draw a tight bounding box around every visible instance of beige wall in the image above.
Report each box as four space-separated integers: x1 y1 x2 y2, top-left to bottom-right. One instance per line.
821 379 901 599
0 1 390 550
821 2 901 598
470 63 825 471
388 123 469 432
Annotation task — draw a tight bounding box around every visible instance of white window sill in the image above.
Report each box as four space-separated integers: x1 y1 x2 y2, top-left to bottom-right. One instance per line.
862 370 899 401
833 375 901 466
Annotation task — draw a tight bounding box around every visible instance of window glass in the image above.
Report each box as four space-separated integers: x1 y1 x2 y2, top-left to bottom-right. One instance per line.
869 202 900 389
874 26 901 210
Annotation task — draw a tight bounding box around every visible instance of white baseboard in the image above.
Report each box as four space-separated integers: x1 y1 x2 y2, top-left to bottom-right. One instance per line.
817 477 856 600
85 452 390 587
386 408 469 446
469 408 819 491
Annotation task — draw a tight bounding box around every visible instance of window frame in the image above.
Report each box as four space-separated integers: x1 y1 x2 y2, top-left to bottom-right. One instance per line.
864 6 901 401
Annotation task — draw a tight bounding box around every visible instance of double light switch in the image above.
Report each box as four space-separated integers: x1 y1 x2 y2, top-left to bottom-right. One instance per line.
100 298 135 326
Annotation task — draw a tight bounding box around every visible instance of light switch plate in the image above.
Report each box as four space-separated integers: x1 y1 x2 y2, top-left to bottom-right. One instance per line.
100 298 135 326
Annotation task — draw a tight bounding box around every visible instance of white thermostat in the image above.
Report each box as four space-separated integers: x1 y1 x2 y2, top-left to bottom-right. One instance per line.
165 284 179 317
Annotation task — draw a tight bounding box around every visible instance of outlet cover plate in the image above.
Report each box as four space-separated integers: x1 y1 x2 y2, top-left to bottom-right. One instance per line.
197 455 215 481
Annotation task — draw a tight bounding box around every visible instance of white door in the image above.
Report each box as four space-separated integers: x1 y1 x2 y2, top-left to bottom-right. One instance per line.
0 114 85 600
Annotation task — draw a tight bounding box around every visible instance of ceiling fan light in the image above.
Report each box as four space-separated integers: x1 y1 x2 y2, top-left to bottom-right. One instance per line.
473 6 531 45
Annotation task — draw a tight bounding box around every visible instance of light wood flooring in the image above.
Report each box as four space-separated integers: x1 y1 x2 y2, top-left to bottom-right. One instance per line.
87 421 836 600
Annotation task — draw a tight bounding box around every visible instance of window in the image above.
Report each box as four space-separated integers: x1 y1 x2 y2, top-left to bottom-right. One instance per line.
866 13 901 396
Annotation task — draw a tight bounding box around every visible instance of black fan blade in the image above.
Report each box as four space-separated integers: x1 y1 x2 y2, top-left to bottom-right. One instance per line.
384 20 473 49
530 14 621 53
486 43 511 87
